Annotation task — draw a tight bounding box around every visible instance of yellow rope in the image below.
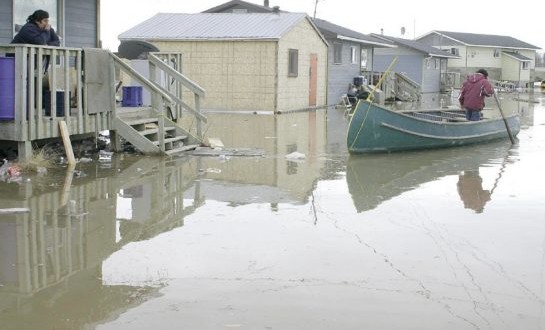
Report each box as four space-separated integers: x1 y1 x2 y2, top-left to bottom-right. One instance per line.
348 57 398 150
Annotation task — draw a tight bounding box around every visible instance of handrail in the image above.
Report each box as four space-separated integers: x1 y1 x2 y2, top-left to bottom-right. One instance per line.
110 53 174 104
148 54 206 96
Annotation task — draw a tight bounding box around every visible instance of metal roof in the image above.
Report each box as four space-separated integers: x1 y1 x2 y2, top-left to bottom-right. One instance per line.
119 12 309 41
421 31 540 50
371 34 459 58
311 18 395 48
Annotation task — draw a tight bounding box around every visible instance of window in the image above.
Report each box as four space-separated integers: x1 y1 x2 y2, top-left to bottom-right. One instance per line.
333 43 342 64
350 46 357 64
494 49 501 58
450 48 459 56
288 49 298 77
14 0 58 36
435 58 440 69
522 61 529 70
425 58 431 69
361 48 368 69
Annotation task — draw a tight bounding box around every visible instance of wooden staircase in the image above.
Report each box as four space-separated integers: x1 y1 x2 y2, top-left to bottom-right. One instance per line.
115 106 200 156
111 52 207 156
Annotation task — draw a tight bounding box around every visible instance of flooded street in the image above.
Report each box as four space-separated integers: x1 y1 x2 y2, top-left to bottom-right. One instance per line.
1 90 545 329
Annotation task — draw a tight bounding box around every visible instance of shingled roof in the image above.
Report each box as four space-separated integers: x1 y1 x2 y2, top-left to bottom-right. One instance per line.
419 31 540 50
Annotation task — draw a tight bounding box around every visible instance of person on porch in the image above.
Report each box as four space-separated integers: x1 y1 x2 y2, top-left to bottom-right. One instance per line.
11 9 60 46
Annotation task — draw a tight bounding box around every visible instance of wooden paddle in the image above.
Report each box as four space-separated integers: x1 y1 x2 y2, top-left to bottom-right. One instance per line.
492 90 515 144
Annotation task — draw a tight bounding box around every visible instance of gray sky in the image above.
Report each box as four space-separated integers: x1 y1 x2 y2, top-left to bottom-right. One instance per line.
101 0 543 51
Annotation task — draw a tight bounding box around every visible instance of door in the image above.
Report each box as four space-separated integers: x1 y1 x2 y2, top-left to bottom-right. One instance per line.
309 53 318 106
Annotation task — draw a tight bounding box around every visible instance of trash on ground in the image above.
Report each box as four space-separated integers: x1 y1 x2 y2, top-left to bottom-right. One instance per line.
285 151 306 161
192 147 265 157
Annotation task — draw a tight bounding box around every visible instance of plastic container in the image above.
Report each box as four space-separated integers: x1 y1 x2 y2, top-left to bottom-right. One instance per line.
0 57 16 121
122 86 143 107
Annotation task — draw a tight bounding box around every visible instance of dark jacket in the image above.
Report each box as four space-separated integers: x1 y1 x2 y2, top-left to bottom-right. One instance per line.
458 73 493 111
11 21 60 46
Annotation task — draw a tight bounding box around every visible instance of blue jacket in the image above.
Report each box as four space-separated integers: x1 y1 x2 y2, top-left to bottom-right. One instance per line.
11 21 60 46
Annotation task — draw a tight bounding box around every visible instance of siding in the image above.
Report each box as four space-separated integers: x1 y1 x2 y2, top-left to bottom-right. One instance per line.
155 40 278 111
65 0 97 48
277 18 327 111
326 40 361 105
0 0 13 44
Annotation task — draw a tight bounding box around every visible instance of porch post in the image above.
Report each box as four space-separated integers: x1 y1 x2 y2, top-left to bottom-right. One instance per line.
17 141 33 163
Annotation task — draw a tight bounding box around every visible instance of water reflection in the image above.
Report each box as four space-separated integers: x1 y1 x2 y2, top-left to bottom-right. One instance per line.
0 110 329 329
346 142 516 213
456 170 490 213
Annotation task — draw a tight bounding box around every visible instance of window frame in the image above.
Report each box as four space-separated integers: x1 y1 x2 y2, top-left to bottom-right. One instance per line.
333 43 342 64
288 48 298 77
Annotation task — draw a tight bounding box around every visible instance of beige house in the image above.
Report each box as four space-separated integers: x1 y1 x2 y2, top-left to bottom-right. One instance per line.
417 31 541 87
119 12 328 112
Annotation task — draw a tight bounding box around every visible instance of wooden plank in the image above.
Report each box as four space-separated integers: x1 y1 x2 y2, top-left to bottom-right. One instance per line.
59 121 76 165
0 208 31 215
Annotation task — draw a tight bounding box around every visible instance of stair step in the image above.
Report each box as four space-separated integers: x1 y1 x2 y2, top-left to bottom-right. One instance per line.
152 136 188 146
165 144 200 156
124 117 159 126
140 127 176 136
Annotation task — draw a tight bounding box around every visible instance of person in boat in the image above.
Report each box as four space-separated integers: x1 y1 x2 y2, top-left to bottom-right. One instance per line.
11 10 60 46
458 69 493 121
457 170 491 213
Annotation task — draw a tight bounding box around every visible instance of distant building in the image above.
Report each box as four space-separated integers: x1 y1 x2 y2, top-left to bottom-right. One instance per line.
417 31 541 87
119 12 328 112
370 34 458 93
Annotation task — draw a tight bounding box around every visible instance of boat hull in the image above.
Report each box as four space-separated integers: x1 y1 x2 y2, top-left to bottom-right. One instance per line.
347 100 520 153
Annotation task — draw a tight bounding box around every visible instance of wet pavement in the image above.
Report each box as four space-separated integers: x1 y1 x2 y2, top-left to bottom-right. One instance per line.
1 90 545 329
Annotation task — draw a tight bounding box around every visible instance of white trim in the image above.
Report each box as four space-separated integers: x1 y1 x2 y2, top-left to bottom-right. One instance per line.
337 35 396 48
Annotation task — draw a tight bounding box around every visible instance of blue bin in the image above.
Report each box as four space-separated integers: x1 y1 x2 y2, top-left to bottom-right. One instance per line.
122 86 143 107
0 57 15 121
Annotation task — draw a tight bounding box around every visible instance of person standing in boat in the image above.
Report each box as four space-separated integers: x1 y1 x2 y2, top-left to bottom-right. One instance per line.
458 69 493 121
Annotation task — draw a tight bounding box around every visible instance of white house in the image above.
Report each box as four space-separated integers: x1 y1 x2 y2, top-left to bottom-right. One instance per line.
417 31 541 87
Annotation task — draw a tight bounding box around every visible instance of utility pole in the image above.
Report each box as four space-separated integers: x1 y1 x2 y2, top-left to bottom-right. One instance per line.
313 0 321 18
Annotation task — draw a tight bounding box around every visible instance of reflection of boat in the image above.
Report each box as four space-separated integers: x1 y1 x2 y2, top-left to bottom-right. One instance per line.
347 100 520 153
346 142 512 212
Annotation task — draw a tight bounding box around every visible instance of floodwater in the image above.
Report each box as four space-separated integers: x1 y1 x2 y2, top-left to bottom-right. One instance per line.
1 90 544 330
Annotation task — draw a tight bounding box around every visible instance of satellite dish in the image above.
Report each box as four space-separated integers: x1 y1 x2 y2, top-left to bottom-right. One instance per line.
117 40 160 60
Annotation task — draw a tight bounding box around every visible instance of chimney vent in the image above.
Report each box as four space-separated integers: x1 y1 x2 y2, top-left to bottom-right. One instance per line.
264 0 269 7
272 6 280 13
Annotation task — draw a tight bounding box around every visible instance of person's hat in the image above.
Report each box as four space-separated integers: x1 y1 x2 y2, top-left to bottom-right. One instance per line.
477 69 488 77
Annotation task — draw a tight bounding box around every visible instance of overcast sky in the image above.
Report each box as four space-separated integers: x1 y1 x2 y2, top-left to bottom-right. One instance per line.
101 0 543 52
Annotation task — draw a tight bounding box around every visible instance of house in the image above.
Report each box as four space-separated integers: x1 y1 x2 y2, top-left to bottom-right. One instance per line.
0 0 100 48
370 34 459 93
204 0 396 106
119 12 328 112
0 0 206 161
417 31 541 87
310 19 395 105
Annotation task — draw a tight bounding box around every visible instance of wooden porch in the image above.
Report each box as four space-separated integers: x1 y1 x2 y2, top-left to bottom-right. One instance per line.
0 45 207 162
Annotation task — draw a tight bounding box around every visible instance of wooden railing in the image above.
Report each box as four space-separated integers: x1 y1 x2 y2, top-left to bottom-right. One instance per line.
0 45 206 158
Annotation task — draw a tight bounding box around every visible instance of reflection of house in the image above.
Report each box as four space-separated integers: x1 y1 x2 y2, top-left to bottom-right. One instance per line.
0 155 202 327
119 12 328 112
371 34 458 93
191 111 327 203
416 31 541 87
